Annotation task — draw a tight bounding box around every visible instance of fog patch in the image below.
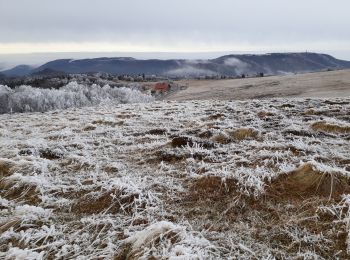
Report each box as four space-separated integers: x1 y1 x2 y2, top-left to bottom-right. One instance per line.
166 66 216 77
277 71 294 75
224 57 250 74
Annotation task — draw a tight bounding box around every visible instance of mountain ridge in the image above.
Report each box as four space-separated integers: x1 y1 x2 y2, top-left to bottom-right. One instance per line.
1 52 350 78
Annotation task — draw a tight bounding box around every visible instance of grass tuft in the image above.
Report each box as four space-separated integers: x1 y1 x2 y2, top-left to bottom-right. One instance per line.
311 121 350 134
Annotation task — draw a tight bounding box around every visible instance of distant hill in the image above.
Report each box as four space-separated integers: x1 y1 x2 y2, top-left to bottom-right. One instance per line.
2 53 350 78
211 53 350 76
33 57 184 76
1 65 34 77
31 68 67 77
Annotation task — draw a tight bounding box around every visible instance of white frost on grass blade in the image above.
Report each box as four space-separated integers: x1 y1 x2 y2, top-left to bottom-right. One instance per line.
320 195 350 254
0 97 349 258
13 205 52 221
120 221 216 259
5 247 44 260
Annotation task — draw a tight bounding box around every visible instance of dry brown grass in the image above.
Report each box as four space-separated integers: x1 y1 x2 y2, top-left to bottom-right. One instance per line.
211 134 231 144
190 176 238 200
91 119 122 127
147 129 167 135
83 124 97 131
72 189 139 214
311 121 350 134
169 162 350 259
59 158 94 171
229 128 259 140
115 226 180 260
0 218 21 234
198 130 213 139
176 176 241 219
176 171 350 259
257 111 274 118
304 109 323 115
0 159 34 177
0 179 42 205
0 159 16 177
208 113 225 120
268 164 350 200
103 165 120 174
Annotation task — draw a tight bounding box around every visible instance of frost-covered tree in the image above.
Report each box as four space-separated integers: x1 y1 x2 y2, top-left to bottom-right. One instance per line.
0 82 154 114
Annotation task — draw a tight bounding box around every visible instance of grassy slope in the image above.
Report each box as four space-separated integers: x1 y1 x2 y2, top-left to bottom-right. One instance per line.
167 69 350 101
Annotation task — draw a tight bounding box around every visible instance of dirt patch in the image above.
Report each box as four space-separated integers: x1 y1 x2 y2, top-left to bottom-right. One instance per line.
324 100 350 105
198 130 213 139
147 129 167 135
18 149 34 156
171 136 192 147
280 104 295 108
283 129 313 137
92 119 122 127
149 149 208 165
39 148 63 160
116 114 135 119
171 136 215 149
154 151 185 163
267 164 350 200
311 121 350 134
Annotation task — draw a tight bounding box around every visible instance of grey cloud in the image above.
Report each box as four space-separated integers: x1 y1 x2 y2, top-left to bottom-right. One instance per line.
0 0 349 58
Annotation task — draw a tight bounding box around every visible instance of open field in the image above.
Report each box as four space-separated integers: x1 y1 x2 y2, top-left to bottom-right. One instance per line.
1 97 350 259
166 69 350 101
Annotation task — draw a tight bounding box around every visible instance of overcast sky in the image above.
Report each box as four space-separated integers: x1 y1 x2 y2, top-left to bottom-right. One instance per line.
0 0 350 64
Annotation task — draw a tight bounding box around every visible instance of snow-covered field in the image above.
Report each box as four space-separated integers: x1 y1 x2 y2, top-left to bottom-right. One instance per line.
1 98 350 259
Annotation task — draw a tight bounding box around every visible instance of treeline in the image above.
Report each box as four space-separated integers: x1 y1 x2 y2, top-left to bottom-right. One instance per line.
0 82 154 114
